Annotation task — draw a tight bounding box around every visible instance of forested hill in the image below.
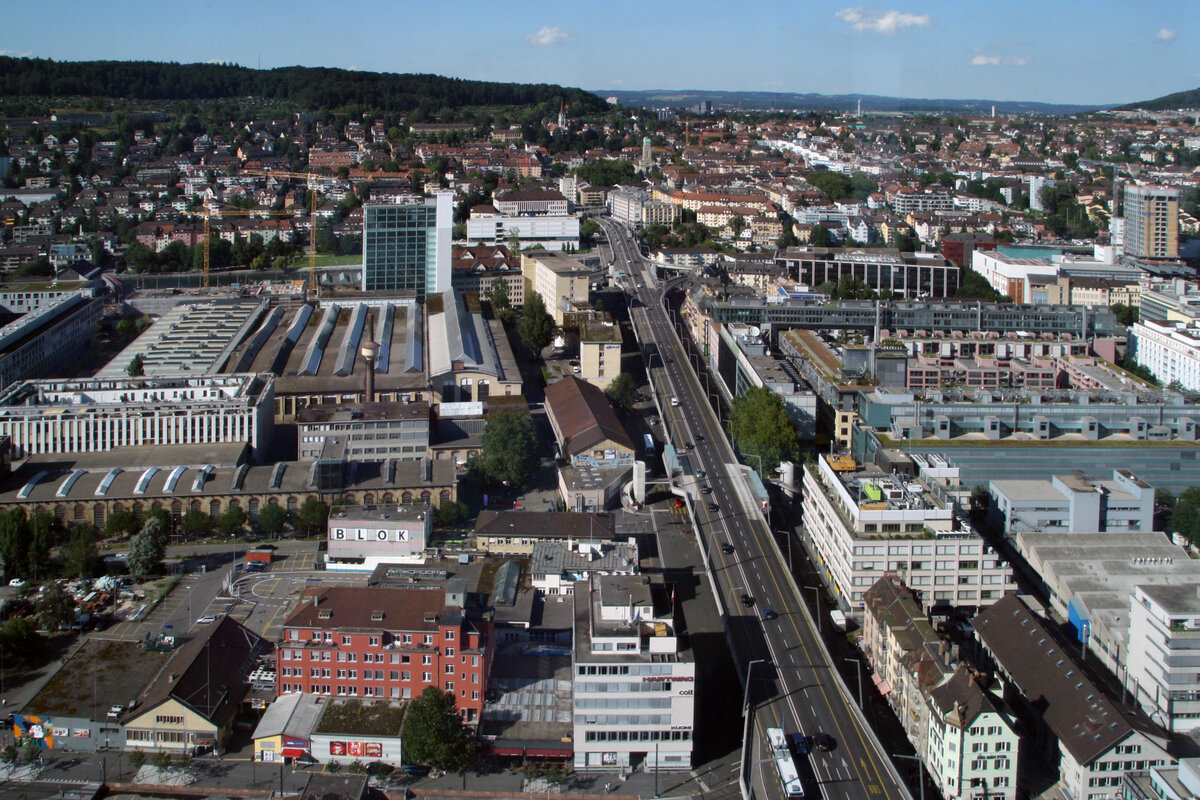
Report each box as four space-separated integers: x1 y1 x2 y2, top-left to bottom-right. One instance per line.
0 56 607 113
1120 86 1200 111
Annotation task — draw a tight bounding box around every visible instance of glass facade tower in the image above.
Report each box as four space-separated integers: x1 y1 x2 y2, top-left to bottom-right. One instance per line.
362 193 452 297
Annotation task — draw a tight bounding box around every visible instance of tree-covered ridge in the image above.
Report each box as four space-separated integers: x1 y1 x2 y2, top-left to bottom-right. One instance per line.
1120 86 1200 111
0 56 608 114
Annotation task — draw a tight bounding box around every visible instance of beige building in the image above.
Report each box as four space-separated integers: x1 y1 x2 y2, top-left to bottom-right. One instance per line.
1124 185 1179 260
579 320 623 389
473 509 616 555
522 251 592 326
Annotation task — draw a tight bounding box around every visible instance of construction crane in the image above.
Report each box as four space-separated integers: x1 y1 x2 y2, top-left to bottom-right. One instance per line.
242 169 331 297
182 204 300 288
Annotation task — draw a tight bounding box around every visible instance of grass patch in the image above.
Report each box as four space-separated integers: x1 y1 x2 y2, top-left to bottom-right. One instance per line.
315 699 408 736
144 575 181 616
311 254 362 267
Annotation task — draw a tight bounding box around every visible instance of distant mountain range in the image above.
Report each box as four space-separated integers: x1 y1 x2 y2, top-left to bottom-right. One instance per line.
598 89 1106 116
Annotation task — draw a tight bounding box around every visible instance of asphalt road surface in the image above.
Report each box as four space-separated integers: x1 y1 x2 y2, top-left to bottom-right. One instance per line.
599 217 910 800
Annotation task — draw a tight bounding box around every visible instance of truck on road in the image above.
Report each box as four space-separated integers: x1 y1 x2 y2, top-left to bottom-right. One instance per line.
830 609 848 631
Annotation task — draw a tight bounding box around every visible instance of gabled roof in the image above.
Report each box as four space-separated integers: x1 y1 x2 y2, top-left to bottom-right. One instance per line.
928 665 1012 732
129 616 266 728
543 376 633 456
975 594 1163 766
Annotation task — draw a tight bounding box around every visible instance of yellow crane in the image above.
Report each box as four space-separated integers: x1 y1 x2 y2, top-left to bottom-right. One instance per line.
242 169 331 297
182 204 300 288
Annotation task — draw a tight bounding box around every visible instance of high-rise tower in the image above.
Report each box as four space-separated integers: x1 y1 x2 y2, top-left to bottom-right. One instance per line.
361 192 453 297
1123 184 1180 260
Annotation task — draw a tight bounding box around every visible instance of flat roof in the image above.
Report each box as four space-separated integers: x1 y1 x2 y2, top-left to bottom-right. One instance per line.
29 638 172 719
297 401 429 424
328 504 431 526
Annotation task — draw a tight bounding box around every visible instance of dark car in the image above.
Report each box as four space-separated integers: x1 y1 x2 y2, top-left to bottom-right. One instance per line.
402 764 431 776
701 486 712 494
721 542 735 554
695 433 704 441
708 502 719 512
812 733 836 752
685 442 694 450
790 733 811 756
741 594 755 607
763 608 779 620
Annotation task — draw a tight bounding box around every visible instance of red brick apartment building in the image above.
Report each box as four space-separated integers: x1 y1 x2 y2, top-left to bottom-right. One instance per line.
276 586 492 722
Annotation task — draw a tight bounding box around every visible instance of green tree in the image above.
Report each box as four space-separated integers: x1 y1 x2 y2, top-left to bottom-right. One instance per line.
140 515 169 550
0 616 40 665
127 353 144 377
152 750 173 769
1110 302 1138 327
727 387 800 476
730 215 746 239
296 498 330 536
218 505 248 537
475 409 538 489
37 581 75 631
127 526 164 576
1169 486 1200 545
485 278 511 312
182 508 213 540
63 524 101 578
104 509 139 540
436 500 470 527
402 687 473 771
604 372 637 411
128 750 146 771
0 508 31 580
518 292 555 355
258 504 288 538
808 225 833 247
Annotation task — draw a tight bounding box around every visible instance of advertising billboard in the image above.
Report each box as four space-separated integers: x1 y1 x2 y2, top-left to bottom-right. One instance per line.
13 715 53 749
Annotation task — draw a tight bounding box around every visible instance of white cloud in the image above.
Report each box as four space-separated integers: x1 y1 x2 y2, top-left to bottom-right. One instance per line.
835 7 931 35
526 26 575 47
971 53 1029 67
0 49 33 58
1155 27 1176 42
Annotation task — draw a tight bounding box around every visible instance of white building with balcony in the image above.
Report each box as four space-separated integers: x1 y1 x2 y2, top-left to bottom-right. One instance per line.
801 454 1015 613
1130 320 1200 392
926 668 1020 800
571 574 694 773
1128 584 1200 732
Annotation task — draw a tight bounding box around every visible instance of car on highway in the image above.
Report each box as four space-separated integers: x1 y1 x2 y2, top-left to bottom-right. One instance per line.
695 433 704 441
701 486 712 494
696 469 706 478
685 442 694 450
721 542 734 554
707 502 719 512
665 356 673 363
763 608 779 620
812 733 836 752
741 594 755 607
790 733 811 756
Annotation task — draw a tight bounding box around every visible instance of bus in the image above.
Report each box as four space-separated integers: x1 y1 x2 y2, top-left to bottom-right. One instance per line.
643 433 655 456
767 727 804 798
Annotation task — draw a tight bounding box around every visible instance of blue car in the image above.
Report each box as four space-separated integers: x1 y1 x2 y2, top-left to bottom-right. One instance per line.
790 733 811 755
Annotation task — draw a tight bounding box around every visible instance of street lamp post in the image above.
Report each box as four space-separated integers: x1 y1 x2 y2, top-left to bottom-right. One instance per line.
805 585 823 635
845 658 864 709
742 659 766 716
776 529 793 573
894 753 926 800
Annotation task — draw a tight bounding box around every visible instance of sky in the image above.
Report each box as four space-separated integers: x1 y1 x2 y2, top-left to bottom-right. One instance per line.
0 0 1196 107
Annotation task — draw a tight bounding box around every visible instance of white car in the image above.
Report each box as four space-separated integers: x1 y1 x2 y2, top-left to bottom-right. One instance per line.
195 615 217 625
8 578 25 588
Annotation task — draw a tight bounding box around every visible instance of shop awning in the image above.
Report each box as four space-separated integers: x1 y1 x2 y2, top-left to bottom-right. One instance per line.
872 674 892 696
282 748 307 758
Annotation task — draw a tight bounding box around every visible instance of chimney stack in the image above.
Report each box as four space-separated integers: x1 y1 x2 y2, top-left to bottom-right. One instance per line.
360 311 380 404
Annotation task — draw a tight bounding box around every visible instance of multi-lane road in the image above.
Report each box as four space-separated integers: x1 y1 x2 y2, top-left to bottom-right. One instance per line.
597 217 910 800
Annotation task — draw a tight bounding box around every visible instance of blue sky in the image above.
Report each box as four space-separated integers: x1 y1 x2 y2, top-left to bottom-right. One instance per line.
0 1 1195 106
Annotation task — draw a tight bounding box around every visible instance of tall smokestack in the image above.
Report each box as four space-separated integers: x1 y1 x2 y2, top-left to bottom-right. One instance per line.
360 311 380 404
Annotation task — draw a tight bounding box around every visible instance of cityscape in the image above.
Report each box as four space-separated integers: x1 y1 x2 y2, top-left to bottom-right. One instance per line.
1 5 1200 800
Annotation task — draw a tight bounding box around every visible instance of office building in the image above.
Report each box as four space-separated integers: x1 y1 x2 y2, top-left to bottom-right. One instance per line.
571 574 695 773
775 247 960 299
362 194 453 297
987 469 1154 538
522 252 592 326
0 374 275 459
1128 584 1200 732
278 585 492 723
1124 185 1180 261
1130 319 1200 392
801 454 1015 612
579 321 623 389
